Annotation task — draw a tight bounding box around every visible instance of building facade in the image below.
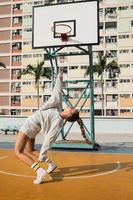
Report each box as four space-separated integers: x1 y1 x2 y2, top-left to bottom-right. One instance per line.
0 0 133 117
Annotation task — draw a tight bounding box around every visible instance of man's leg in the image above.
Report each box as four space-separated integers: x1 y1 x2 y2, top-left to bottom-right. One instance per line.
41 71 63 111
26 138 40 158
15 131 46 184
39 135 57 174
15 131 35 166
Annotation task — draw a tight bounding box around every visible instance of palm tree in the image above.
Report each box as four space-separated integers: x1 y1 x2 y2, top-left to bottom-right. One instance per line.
0 62 6 68
21 61 51 109
85 52 120 116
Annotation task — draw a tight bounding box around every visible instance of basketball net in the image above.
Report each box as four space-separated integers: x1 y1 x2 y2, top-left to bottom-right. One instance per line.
60 33 69 42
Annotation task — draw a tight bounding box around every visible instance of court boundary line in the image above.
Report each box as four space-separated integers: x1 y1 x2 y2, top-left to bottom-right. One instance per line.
0 155 121 180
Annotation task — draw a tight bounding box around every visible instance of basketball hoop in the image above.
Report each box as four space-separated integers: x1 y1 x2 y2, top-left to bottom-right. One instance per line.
51 24 72 42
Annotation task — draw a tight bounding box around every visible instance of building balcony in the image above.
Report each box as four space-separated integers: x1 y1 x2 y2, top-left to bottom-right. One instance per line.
13 9 22 15
21 110 32 116
104 0 118 6
12 34 22 40
12 22 22 27
106 101 118 107
94 101 102 108
105 28 117 35
11 102 21 106
11 74 21 80
105 14 117 20
12 61 22 66
0 96 9 106
106 87 118 93
119 112 133 117
105 42 117 48
120 98 133 107
12 48 22 53
21 98 42 107
106 109 118 116
13 0 22 2
11 87 21 93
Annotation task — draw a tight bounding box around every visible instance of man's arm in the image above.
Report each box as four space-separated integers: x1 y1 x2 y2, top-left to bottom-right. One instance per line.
38 118 62 162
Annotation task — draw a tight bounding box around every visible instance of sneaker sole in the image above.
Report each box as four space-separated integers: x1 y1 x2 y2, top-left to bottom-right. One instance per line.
47 165 57 174
33 172 46 184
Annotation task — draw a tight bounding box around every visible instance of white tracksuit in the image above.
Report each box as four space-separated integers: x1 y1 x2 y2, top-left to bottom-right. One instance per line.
19 73 63 161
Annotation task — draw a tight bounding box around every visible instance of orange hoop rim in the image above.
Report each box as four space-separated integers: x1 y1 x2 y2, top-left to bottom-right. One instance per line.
51 24 72 36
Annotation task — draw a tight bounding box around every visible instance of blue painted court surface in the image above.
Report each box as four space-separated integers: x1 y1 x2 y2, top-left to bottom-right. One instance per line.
1 141 133 154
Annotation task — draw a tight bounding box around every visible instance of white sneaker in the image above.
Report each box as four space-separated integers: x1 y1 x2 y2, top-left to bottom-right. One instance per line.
46 163 57 174
33 168 47 184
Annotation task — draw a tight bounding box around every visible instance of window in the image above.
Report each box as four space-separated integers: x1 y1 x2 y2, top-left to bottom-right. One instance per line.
106 50 117 58
60 66 68 73
69 66 78 70
34 1 44 5
119 64 130 68
120 109 130 113
43 96 50 102
100 37 104 44
118 6 128 11
13 17 22 24
13 4 22 10
106 94 118 101
23 2 32 6
80 65 88 69
12 55 22 61
23 54 32 58
23 28 32 32
23 41 32 45
119 49 129 54
11 109 21 115
99 8 103 17
33 54 42 58
106 36 117 43
12 29 22 36
120 94 130 98
119 35 129 39
23 15 32 19
12 42 22 50
106 109 118 116
99 22 103 30
119 79 130 83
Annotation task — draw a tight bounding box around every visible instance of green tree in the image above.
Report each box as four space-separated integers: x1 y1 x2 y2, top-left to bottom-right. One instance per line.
85 52 120 116
21 61 51 109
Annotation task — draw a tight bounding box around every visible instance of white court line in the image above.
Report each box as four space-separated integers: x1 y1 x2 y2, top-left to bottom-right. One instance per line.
0 155 8 160
0 155 120 180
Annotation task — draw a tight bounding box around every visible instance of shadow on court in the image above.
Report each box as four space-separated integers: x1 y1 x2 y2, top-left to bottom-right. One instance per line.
47 161 133 183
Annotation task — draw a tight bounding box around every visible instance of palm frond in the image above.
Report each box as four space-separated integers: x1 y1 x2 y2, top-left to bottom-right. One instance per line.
21 64 36 75
41 67 51 79
84 52 120 78
0 62 6 68
106 60 120 73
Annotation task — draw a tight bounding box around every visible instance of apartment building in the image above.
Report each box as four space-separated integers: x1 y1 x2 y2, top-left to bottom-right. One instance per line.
0 0 133 117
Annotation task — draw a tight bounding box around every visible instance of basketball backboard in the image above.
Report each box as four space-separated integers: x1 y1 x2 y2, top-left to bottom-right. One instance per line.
32 0 99 48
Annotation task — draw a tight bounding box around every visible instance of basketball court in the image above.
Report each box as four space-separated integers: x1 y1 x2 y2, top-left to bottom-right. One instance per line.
0 148 133 200
0 1 133 200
